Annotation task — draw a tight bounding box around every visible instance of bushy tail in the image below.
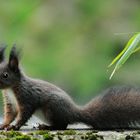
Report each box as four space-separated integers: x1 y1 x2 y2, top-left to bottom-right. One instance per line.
71 107 94 127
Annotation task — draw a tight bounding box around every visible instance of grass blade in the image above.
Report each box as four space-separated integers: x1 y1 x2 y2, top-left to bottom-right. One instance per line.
110 33 140 79
108 34 138 68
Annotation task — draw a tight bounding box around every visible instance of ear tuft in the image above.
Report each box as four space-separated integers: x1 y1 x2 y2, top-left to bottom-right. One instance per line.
0 44 7 63
9 44 21 72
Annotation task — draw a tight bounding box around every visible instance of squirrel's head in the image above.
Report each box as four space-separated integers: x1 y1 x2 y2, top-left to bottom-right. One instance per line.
0 45 21 89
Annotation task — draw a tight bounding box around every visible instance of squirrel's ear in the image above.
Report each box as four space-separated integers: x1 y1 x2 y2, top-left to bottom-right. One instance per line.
8 44 20 72
0 44 7 63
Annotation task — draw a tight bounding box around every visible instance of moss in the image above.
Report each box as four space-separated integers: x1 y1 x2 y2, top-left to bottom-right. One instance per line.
125 135 134 140
88 134 98 140
35 130 49 135
0 130 22 138
14 135 31 140
0 138 10 140
63 130 76 135
27 132 34 136
0 131 33 140
91 130 98 133
85 134 104 140
134 131 140 135
85 135 89 140
43 133 53 140
32 138 39 140
86 131 98 135
81 135 85 139
119 138 125 140
56 132 63 135
58 135 62 140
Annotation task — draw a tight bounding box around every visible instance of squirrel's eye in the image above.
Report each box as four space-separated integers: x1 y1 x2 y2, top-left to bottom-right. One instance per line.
2 72 8 78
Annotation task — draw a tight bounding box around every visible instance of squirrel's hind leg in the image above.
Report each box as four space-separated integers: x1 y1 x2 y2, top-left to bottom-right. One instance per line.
37 124 51 130
50 123 68 130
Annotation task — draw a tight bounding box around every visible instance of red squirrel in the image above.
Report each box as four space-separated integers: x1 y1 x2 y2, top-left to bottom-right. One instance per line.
0 45 140 130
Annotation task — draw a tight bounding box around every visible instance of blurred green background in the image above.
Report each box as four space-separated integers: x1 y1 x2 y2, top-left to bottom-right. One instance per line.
0 0 140 105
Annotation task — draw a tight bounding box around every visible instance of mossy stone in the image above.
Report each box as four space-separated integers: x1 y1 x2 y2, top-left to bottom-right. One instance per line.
43 133 53 140
14 135 31 140
125 135 134 140
63 130 76 135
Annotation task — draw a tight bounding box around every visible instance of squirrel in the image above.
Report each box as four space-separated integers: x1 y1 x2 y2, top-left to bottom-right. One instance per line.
0 45 140 130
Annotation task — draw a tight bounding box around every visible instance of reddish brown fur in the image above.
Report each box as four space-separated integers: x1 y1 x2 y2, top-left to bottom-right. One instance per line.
2 91 17 128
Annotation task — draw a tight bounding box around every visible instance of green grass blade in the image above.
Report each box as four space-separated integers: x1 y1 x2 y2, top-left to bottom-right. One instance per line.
115 33 140 69
108 34 138 68
110 33 140 79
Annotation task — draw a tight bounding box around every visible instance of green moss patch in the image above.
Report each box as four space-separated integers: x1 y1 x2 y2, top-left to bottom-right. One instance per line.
43 133 53 140
14 135 31 140
0 130 33 140
1 129 140 140
63 130 76 135
0 130 22 138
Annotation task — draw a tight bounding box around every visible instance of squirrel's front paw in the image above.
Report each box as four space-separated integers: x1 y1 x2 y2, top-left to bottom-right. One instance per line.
5 125 20 131
0 124 9 130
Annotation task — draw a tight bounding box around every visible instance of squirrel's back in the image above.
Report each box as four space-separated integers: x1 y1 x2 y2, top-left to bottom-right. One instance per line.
14 74 83 126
